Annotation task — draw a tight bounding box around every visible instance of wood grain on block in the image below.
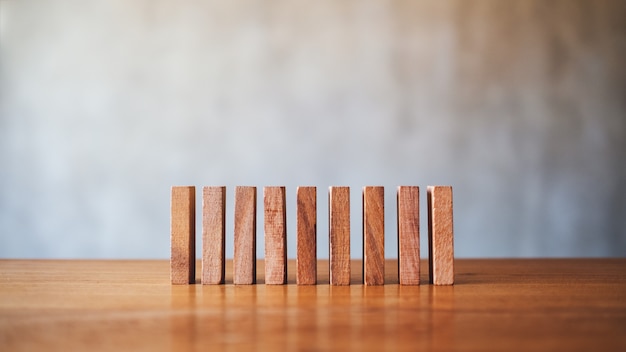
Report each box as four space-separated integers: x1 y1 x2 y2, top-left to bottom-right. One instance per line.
170 186 195 285
363 186 384 285
234 186 257 285
329 186 350 286
202 186 225 285
296 186 317 285
264 187 287 285
397 186 420 285
428 186 454 285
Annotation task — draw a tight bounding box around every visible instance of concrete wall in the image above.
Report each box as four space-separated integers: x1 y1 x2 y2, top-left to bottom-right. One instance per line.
1 0 625 258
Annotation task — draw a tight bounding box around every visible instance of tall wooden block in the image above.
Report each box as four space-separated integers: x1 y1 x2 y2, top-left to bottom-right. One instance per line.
397 186 420 285
329 186 350 286
202 186 225 285
428 186 454 285
297 186 317 285
264 186 287 285
170 186 195 285
234 186 256 285
363 186 384 285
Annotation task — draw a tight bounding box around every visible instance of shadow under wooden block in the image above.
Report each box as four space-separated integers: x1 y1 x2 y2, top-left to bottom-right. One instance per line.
217 259 397 285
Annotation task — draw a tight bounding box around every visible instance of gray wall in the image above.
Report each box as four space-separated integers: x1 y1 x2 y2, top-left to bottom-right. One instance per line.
1 0 625 259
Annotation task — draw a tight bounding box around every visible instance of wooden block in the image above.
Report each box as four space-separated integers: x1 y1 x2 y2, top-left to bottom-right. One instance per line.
428 186 454 285
234 186 256 285
296 186 317 285
363 186 384 285
202 186 225 285
397 186 420 285
170 186 195 285
264 186 287 285
329 186 350 286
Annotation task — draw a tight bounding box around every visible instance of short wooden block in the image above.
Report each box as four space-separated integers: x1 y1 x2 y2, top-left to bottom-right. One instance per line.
363 186 384 285
296 186 317 285
329 186 350 286
170 186 195 285
234 186 257 285
202 186 225 285
428 186 454 285
264 187 287 285
397 186 420 285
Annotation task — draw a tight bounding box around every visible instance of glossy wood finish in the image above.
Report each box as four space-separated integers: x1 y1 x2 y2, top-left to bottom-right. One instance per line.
1 259 625 351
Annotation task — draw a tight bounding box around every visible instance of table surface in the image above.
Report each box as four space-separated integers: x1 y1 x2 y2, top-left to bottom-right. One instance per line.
1 259 625 351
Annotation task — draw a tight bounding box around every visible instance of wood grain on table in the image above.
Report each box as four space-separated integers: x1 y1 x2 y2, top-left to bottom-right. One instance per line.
1 259 625 351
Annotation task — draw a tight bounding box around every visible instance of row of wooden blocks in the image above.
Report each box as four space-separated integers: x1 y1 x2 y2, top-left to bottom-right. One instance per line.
171 186 454 286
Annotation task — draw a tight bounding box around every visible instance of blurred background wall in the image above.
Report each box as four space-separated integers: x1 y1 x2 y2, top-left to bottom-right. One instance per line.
1 0 625 259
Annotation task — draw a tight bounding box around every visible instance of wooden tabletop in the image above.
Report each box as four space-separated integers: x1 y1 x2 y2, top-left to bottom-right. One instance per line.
1 259 625 351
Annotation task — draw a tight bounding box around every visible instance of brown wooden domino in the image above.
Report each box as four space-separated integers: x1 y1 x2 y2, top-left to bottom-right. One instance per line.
234 186 256 285
264 186 287 285
363 186 384 285
296 186 317 285
170 186 195 285
397 186 420 285
428 186 454 285
202 186 225 285
329 186 350 286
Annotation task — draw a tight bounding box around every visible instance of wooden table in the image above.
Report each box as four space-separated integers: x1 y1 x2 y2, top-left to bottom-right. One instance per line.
1 259 625 351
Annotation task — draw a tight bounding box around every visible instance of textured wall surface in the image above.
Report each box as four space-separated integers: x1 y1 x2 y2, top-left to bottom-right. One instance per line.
1 0 625 258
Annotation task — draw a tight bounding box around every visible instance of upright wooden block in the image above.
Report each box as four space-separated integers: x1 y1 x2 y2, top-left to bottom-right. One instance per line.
202 186 225 285
234 186 256 285
428 186 454 285
397 186 420 285
297 186 317 285
264 187 287 285
329 186 350 286
363 186 384 285
170 186 195 285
